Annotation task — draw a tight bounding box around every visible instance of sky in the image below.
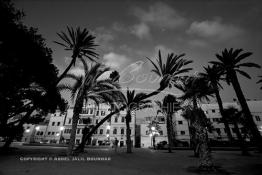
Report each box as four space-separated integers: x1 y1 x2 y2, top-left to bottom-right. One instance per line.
15 0 262 106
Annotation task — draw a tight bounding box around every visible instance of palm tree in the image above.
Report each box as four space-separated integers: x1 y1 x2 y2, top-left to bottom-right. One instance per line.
122 89 152 153
199 65 233 142
175 76 214 168
210 48 262 150
155 94 181 153
146 50 193 97
58 59 120 155
54 26 98 85
257 75 262 89
77 50 193 151
224 106 250 156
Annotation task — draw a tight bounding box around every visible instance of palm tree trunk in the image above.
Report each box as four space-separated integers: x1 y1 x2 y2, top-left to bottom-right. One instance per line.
126 111 132 153
55 55 76 85
166 113 173 153
233 121 249 156
215 89 233 142
67 95 83 156
230 71 262 151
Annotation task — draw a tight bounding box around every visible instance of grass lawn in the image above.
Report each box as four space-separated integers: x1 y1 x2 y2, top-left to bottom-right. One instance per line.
0 145 262 175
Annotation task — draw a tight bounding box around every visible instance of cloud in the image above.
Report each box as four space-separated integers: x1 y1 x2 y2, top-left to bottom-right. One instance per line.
131 23 150 39
186 19 243 40
132 2 186 30
187 39 208 48
103 52 129 69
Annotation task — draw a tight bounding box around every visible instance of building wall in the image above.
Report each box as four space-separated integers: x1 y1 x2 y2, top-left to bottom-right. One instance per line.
62 103 135 146
140 100 262 147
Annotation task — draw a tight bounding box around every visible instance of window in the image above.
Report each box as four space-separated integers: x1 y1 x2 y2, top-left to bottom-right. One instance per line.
68 119 72 124
121 128 124 135
159 130 163 135
77 129 80 134
90 109 93 114
255 116 261 121
52 122 55 126
96 111 99 116
79 119 82 124
113 128 117 134
99 129 103 135
106 129 110 134
213 118 220 122
114 117 118 123
57 122 60 126
52 132 55 135
159 117 165 123
121 117 125 123
212 109 216 113
101 111 105 116
48 132 51 135
178 121 183 125
180 131 185 135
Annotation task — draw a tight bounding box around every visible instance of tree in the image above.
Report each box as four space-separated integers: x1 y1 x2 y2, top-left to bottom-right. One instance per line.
224 106 250 156
54 26 98 85
155 94 181 153
199 65 233 142
210 48 262 151
76 50 193 153
0 0 66 149
58 59 121 155
122 89 152 153
175 76 215 169
257 75 262 89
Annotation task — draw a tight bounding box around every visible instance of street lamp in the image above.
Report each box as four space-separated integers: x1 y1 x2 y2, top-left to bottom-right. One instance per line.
59 126 65 144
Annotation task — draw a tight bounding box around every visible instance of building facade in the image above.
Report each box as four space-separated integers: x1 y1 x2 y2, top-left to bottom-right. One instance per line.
140 100 262 147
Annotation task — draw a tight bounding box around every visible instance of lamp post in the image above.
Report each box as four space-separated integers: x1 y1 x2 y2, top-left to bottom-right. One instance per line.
59 126 65 144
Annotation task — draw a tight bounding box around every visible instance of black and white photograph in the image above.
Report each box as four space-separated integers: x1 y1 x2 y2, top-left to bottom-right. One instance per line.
0 0 262 174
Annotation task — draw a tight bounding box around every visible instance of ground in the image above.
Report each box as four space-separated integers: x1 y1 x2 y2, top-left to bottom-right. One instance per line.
0 144 262 175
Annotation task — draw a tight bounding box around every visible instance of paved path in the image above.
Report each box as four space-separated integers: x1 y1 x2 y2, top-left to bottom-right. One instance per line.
0 145 262 175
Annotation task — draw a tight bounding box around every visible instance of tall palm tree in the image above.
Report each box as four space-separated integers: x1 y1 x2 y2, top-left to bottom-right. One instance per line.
224 106 250 156
77 50 193 151
155 94 181 153
122 89 152 153
210 48 262 150
146 50 193 97
55 26 98 85
58 59 120 155
257 75 262 89
199 65 233 142
175 76 214 168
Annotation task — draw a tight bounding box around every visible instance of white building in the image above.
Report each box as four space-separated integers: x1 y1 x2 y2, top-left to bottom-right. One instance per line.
140 100 262 147
62 103 136 147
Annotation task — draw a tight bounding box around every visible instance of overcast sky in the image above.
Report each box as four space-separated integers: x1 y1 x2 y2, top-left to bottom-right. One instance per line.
15 0 262 104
